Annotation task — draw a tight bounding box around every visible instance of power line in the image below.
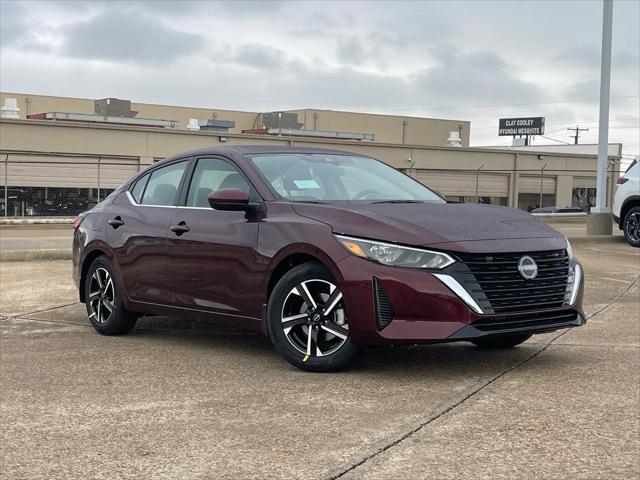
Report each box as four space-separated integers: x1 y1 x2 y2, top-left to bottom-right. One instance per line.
539 135 572 145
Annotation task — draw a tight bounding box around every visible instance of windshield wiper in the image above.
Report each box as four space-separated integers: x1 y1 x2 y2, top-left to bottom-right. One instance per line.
370 200 426 204
293 200 330 204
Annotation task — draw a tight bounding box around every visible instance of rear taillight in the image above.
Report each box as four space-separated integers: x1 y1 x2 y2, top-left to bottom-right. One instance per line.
617 177 629 185
72 217 82 230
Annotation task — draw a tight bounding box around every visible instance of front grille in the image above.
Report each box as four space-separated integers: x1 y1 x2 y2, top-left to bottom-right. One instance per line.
454 250 572 314
373 277 394 331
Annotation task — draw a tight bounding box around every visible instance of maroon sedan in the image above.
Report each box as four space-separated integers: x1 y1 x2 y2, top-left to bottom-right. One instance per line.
72 146 585 371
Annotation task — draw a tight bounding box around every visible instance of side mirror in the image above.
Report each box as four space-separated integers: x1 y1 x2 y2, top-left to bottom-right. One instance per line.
208 188 258 212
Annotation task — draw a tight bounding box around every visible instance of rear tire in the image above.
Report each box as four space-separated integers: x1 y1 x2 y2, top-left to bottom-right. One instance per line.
470 333 532 349
84 256 138 335
267 262 365 372
622 206 640 247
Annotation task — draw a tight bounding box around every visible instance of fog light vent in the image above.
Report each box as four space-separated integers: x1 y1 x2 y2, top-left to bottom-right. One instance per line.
373 277 394 331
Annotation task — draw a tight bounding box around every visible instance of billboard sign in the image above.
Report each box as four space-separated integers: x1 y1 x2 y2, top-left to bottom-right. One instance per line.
498 117 545 136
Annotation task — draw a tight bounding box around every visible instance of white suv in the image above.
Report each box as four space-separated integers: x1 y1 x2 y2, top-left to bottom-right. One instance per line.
613 158 640 247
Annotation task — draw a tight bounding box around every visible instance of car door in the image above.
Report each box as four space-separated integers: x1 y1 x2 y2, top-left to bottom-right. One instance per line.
107 159 189 305
167 156 261 319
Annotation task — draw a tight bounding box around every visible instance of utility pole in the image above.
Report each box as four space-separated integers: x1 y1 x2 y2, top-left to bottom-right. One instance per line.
567 125 589 144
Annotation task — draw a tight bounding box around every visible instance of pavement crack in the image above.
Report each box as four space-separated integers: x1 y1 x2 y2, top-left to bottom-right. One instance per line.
3 302 79 320
329 274 639 479
11 317 91 328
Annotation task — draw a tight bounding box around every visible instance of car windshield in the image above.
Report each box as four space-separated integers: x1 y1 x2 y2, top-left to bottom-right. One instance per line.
249 153 445 204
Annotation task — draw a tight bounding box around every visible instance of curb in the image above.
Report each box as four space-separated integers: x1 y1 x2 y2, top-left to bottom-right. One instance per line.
0 249 72 261
0 218 74 225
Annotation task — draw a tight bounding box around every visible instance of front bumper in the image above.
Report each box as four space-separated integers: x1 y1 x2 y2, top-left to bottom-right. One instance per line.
336 253 585 346
446 310 585 340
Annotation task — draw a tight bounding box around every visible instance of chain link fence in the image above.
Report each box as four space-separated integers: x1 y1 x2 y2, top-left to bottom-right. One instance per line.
1 152 150 217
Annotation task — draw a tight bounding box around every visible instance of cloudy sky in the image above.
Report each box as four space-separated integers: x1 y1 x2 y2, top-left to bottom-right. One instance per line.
1 0 639 157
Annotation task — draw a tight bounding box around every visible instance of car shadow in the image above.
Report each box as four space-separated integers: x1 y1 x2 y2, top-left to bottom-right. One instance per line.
128 315 564 377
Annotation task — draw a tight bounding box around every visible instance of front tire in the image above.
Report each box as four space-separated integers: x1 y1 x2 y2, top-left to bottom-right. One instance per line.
623 206 640 247
84 256 138 335
267 262 365 372
470 333 532 349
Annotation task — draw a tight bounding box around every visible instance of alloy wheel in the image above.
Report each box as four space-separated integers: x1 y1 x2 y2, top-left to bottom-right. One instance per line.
626 211 640 243
281 279 349 358
88 267 115 324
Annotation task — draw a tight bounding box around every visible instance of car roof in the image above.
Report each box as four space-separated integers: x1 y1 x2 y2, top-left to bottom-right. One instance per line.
157 145 368 166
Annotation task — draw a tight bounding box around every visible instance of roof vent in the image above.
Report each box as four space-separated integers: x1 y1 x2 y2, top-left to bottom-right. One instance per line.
262 112 303 130
447 131 462 147
197 119 235 132
1 98 20 119
94 98 138 118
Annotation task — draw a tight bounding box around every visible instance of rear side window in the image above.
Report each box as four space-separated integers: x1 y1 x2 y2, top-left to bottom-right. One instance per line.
130 174 150 203
140 161 188 206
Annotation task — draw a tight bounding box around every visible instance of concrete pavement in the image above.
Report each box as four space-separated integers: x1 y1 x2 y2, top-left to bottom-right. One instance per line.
0 241 639 479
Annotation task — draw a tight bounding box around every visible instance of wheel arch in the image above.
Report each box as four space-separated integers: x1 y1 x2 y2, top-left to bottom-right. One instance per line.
79 247 111 302
264 244 345 302
620 196 640 228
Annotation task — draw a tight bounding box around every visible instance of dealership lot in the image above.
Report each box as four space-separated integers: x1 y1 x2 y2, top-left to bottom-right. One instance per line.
0 240 638 479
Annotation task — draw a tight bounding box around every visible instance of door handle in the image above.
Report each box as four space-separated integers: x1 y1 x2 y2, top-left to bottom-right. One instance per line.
108 217 124 229
170 222 190 236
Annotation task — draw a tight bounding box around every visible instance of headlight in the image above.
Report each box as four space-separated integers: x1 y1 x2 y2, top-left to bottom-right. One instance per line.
335 235 455 269
564 235 574 259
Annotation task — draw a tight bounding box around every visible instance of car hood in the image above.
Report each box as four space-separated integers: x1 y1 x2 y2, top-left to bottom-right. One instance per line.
292 202 564 247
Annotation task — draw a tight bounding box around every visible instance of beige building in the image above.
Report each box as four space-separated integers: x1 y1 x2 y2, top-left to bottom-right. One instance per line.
0 92 621 217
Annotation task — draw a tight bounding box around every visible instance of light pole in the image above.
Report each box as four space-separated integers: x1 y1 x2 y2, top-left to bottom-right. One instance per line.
588 0 614 234
539 163 547 209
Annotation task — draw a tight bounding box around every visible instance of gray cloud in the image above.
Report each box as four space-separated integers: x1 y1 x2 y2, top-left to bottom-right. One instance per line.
336 37 366 64
415 48 543 106
232 43 287 70
554 45 600 68
282 68 414 110
63 9 203 64
554 44 640 70
0 1 27 47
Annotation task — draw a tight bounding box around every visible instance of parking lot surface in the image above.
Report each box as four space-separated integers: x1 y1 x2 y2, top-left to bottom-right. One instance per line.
1 241 639 479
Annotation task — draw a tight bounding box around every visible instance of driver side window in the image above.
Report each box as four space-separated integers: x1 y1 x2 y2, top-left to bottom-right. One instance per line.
186 157 251 208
